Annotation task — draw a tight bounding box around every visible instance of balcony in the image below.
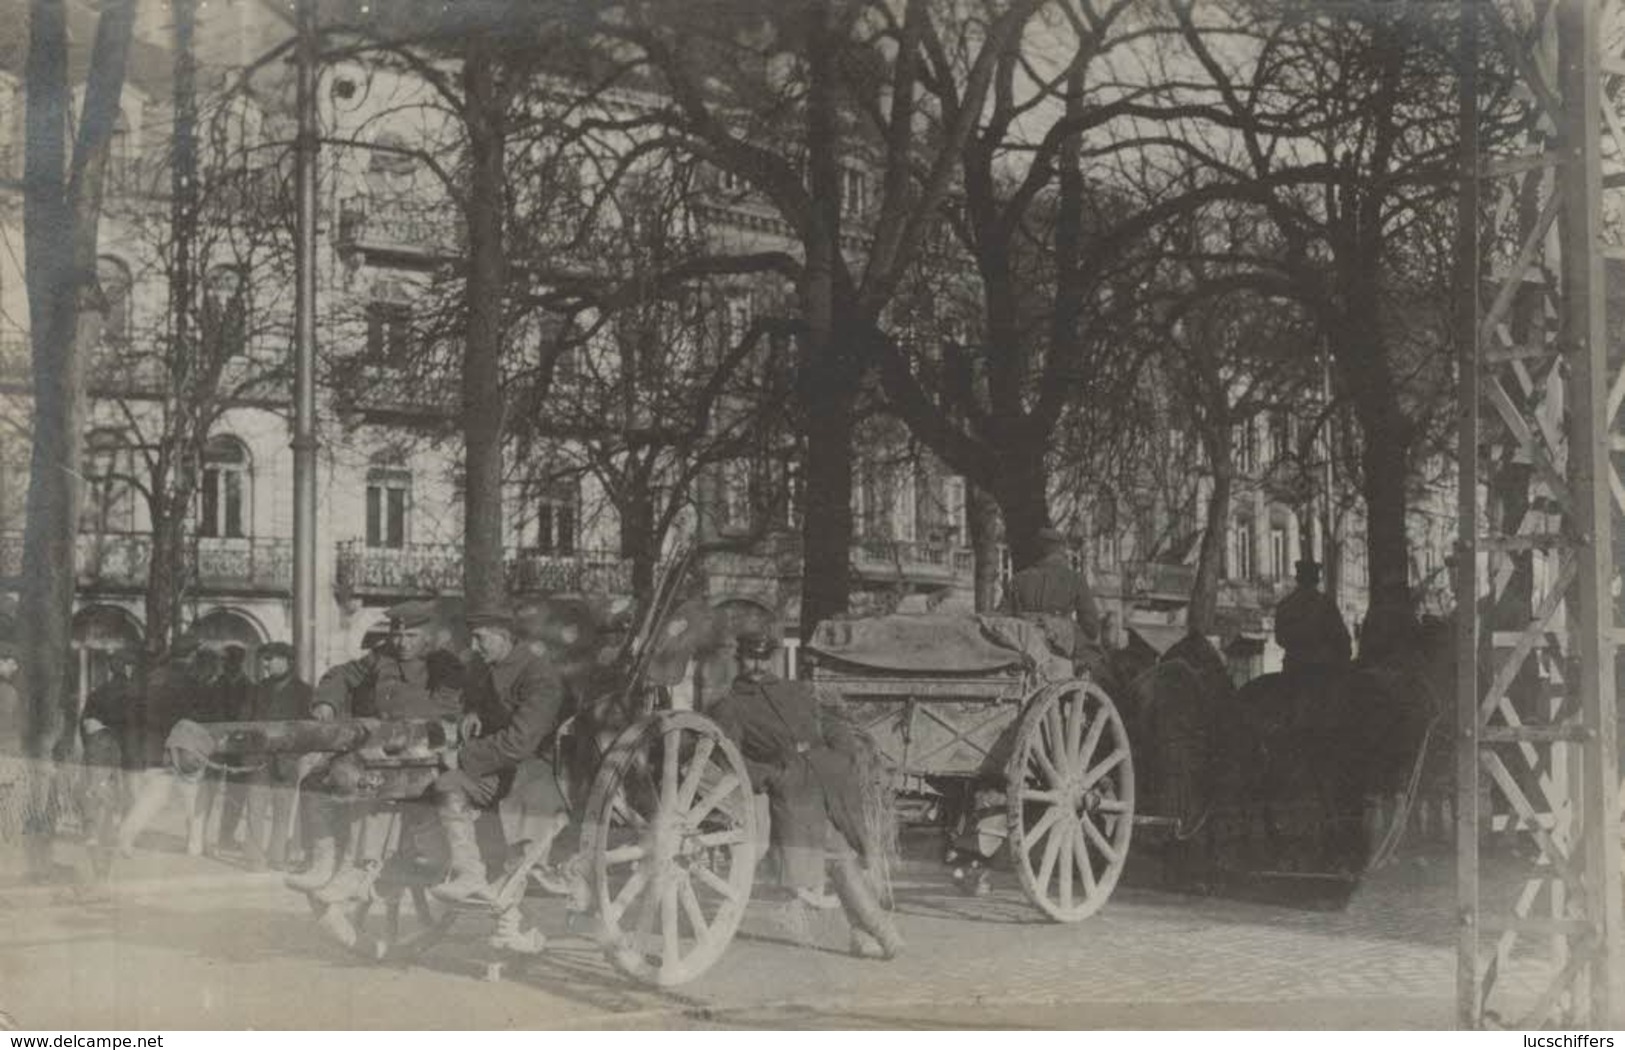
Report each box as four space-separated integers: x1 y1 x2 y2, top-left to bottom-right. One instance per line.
0 532 292 593
1121 560 1197 602
337 195 464 262
850 537 971 587
334 540 634 599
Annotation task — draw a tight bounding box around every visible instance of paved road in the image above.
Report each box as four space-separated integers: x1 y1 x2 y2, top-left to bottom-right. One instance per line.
0 839 1494 1030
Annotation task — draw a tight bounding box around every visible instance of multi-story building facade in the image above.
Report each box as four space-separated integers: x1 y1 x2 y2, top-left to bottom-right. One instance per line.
0 0 1447 711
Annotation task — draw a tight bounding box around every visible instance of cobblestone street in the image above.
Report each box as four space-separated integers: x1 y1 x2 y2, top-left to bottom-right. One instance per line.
0 833 1515 1030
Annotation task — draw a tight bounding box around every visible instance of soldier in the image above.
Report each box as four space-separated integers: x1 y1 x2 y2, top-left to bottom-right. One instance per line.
80 651 138 862
240 642 310 871
431 605 566 954
290 600 462 904
1005 526 1107 680
1274 559 1352 680
214 645 256 855
708 629 902 960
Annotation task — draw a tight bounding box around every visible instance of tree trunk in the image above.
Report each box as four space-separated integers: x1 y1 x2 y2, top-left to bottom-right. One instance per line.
19 0 135 764
993 449 1051 572
966 482 1001 612
461 43 509 609
621 475 656 598
145 501 192 655
797 374 854 635
1188 457 1233 638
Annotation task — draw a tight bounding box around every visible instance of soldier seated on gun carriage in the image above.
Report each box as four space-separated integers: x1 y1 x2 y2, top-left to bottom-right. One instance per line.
708 629 903 960
288 600 464 907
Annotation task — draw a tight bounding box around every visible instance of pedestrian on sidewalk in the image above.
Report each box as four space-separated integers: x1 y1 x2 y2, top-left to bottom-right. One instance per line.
241 643 309 871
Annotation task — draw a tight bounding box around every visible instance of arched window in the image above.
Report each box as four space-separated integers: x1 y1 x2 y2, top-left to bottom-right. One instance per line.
366 451 411 550
198 435 249 539
96 256 132 347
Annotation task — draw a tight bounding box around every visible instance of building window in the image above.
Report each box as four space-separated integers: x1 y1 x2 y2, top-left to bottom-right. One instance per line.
198 435 249 539
1232 419 1257 474
841 167 868 217
1227 518 1254 580
719 460 751 535
365 469 410 550
527 484 578 555
1269 526 1289 579
1269 412 1292 466
0 446 25 533
366 300 413 364
96 256 133 347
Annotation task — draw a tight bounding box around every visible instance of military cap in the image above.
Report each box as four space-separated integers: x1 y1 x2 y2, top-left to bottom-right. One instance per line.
1035 526 1067 546
735 629 779 661
385 599 438 629
465 604 517 632
258 641 295 661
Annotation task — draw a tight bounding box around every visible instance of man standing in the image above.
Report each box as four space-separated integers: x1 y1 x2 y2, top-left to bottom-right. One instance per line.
1005 526 1107 679
290 600 462 904
708 629 902 959
80 651 138 865
214 645 255 855
241 643 310 871
1274 559 1352 680
433 605 564 954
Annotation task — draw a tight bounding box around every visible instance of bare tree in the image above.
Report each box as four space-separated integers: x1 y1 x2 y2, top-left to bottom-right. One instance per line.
19 0 136 767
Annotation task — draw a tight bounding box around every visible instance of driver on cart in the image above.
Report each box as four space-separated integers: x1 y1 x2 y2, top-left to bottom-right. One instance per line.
434 604 570 952
1005 526 1108 681
1274 559 1351 681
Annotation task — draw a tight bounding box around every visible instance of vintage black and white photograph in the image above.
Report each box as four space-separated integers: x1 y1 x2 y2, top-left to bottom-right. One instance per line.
0 0 1619 1031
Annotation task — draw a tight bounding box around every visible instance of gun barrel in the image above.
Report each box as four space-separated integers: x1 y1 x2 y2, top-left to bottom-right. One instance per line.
199 718 453 757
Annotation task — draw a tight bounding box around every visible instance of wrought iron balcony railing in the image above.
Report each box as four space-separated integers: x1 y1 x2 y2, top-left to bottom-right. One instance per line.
0 532 292 592
334 540 634 599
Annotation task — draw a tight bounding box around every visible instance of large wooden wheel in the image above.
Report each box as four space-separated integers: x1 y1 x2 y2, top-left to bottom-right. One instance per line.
581 710 756 985
1006 678 1134 922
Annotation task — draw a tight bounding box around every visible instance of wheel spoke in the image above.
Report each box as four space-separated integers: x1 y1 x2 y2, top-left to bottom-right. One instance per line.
691 860 741 902
1023 788 1062 805
661 726 681 808
1080 811 1121 865
1043 704 1065 763
1059 819 1074 911
603 843 647 867
1079 746 1128 791
1072 821 1098 898
660 877 681 974
676 736 716 812
607 865 651 927
1028 742 1063 790
689 773 741 823
1075 698 1107 772
1065 693 1085 766
1096 797 1130 813
634 874 660 953
678 874 710 943
1035 815 1065 891
611 790 649 831
689 826 748 850
1023 802 1065 853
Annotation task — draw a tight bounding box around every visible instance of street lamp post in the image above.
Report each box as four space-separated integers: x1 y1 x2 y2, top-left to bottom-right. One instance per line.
291 0 319 685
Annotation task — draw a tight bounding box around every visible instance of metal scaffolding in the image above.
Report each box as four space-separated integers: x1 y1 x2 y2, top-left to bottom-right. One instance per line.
1458 0 1623 1027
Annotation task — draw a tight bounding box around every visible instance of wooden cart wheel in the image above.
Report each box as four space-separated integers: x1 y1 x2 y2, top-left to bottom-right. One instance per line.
582 710 756 986
1006 678 1134 922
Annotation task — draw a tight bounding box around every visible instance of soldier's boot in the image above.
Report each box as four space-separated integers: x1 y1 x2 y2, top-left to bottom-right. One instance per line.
431 794 493 905
488 906 546 955
830 855 902 961
314 810 391 903
285 837 338 892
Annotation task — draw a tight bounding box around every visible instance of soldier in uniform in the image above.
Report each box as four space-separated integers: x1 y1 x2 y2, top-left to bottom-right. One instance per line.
288 600 463 904
240 642 310 871
432 604 566 953
1274 559 1352 680
708 629 903 960
1005 526 1107 680
214 645 255 855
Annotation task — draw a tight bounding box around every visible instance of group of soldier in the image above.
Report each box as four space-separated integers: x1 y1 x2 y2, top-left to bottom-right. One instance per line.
57 593 906 962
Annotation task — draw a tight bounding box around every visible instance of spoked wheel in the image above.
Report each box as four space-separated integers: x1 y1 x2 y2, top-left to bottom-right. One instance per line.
1006 679 1134 922
582 711 757 985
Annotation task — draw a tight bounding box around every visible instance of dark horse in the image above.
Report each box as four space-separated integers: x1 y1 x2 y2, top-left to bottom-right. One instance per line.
1103 616 1454 888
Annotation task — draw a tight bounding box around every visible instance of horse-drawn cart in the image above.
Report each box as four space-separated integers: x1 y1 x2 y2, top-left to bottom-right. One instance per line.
803 614 1137 922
